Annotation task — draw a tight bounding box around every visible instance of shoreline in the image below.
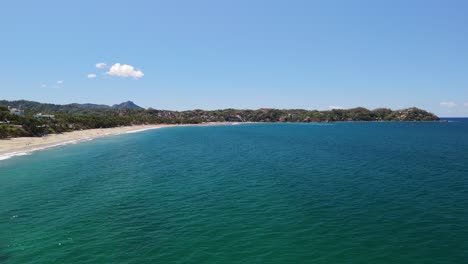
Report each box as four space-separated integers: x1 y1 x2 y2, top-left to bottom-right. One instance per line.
0 120 449 161
0 122 241 161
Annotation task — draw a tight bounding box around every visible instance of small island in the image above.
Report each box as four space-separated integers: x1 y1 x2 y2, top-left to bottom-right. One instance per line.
0 99 439 138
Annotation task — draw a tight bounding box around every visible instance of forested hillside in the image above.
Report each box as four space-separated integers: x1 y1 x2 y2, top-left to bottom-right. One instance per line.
0 100 439 138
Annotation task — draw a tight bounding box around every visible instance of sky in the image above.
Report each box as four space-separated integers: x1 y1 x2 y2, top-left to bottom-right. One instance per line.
1 0 467 116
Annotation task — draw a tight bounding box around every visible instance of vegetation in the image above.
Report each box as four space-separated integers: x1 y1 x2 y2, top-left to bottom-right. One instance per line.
0 100 439 139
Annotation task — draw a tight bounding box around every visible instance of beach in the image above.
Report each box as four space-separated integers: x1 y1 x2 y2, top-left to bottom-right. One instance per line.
0 123 239 161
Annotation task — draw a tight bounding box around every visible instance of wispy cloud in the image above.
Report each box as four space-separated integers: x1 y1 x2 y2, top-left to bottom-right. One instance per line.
440 101 457 108
464 102 468 107
52 80 64 89
106 63 144 79
96 62 107 69
87 73 97 79
329 105 344 110
41 84 47 88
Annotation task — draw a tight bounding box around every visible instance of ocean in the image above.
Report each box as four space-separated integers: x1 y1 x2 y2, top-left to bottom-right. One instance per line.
1 121 467 263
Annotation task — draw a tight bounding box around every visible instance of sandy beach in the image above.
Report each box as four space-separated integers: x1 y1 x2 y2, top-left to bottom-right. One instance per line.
0 123 239 161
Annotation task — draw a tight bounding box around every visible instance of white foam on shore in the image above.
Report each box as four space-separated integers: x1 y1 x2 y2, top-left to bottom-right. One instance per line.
0 138 91 161
124 127 162 134
0 151 31 161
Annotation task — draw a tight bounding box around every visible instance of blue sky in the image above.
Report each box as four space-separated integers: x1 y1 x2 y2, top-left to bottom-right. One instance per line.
1 0 467 116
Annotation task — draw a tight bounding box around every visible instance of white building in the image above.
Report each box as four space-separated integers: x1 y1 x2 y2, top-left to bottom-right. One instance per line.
33 113 55 119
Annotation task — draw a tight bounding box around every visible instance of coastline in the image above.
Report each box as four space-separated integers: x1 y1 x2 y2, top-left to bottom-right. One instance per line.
0 120 445 161
0 122 240 161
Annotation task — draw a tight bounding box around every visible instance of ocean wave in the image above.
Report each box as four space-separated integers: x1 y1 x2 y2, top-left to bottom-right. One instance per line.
0 151 32 161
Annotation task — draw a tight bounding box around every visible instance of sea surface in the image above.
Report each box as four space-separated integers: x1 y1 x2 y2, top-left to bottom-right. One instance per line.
1 121 467 263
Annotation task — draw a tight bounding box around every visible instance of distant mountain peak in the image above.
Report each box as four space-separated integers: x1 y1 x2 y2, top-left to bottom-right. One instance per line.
112 101 143 110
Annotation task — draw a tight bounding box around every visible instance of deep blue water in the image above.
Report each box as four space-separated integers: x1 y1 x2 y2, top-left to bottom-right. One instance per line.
1 122 467 263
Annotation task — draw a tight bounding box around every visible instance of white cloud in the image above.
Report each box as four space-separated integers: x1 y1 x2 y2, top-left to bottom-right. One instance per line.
87 73 97 79
106 63 144 79
57 80 63 85
440 101 457 108
464 102 468 107
41 84 47 88
329 105 344 110
96 62 107 69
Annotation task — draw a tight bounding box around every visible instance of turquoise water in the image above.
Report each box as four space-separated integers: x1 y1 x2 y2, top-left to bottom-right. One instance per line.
1 122 467 263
